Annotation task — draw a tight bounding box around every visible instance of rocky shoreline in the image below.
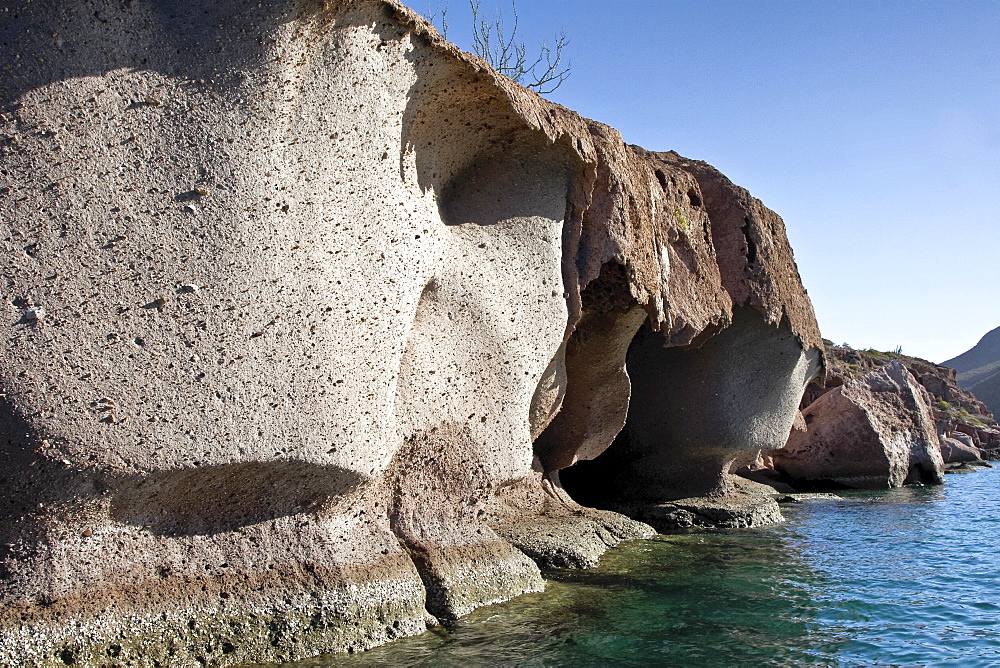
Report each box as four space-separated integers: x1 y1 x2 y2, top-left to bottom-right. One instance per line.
0 1 992 665
740 343 999 494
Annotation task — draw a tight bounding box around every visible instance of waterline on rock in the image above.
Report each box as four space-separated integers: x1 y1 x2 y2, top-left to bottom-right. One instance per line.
281 467 1000 666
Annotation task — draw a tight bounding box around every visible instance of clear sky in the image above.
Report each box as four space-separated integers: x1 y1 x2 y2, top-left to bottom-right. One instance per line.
419 0 1000 364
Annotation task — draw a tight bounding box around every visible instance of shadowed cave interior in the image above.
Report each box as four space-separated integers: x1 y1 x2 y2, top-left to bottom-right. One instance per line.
556 305 821 509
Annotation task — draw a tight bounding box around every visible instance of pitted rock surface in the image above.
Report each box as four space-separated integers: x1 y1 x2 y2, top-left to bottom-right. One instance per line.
1 0 823 663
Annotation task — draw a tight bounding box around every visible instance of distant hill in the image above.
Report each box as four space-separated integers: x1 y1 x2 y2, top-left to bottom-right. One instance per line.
944 326 1000 417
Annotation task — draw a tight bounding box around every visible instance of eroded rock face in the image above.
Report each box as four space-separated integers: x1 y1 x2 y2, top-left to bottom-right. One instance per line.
1 0 821 663
812 344 1000 462
557 153 823 531
562 308 819 498
771 362 944 489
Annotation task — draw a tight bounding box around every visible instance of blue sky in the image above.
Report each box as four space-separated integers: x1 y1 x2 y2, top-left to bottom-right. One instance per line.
420 0 1000 363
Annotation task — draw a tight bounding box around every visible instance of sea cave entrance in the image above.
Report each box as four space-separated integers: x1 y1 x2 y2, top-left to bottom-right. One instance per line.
552 304 821 510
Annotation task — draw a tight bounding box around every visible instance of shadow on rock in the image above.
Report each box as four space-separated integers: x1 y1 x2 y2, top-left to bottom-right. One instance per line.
110 461 366 536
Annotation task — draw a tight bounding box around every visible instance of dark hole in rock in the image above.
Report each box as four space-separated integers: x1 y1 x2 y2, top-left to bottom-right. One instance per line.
741 216 758 266
687 188 702 208
768 472 854 492
907 462 939 485
110 461 366 536
654 169 668 191
562 307 819 507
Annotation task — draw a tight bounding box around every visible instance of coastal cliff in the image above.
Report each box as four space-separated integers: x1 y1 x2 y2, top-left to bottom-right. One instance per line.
1 1 822 664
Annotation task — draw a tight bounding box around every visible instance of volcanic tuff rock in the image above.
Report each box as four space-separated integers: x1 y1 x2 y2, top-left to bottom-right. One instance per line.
1 0 821 664
771 362 945 489
557 152 822 531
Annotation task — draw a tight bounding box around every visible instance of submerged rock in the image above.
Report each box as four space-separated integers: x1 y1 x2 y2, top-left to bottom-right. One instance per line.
614 493 785 533
771 362 944 489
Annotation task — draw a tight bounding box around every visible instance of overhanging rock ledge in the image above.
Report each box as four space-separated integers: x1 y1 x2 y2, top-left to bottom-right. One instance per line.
1 0 822 663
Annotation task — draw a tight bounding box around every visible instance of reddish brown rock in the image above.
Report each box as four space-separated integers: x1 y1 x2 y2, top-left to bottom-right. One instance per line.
815 346 990 413
771 362 944 489
940 434 984 464
654 152 823 350
811 344 1000 463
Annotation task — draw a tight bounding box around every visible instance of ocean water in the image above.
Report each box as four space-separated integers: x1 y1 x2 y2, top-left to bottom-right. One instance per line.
287 466 1000 666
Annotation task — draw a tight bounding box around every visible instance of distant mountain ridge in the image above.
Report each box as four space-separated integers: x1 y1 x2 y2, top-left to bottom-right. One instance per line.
944 326 1000 417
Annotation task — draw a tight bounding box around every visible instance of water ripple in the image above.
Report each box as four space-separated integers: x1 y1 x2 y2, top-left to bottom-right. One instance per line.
281 467 1000 667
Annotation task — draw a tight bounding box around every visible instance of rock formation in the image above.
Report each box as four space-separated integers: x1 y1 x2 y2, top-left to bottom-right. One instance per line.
0 0 822 664
811 344 1000 461
556 152 822 530
759 343 998 490
770 362 944 489
939 433 985 465
945 325 1000 421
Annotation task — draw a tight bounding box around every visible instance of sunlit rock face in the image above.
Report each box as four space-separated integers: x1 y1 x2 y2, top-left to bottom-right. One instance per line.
0 0 821 663
771 362 945 490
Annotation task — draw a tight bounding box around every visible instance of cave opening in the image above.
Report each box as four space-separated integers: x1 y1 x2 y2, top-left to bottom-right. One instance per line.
558 306 822 512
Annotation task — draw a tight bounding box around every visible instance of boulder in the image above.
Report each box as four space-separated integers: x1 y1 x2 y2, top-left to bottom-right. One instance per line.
817 343 1000 461
940 434 984 464
771 362 944 489
954 422 983 447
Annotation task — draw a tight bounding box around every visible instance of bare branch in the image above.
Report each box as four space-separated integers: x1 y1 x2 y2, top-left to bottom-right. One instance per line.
528 31 570 95
425 0 450 39
465 0 570 94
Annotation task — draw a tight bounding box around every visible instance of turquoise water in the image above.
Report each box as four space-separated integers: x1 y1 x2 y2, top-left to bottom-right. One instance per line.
289 467 1000 666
